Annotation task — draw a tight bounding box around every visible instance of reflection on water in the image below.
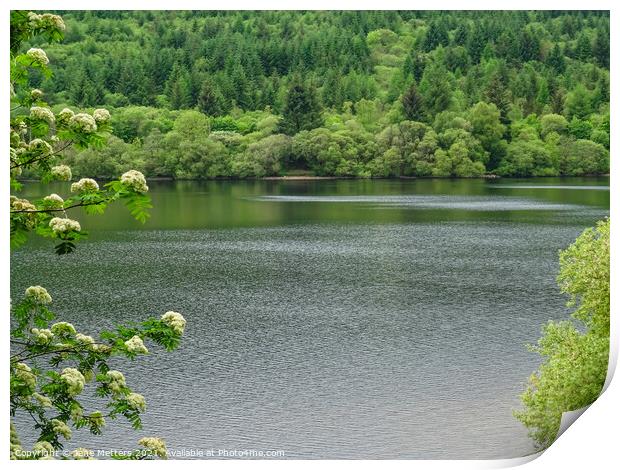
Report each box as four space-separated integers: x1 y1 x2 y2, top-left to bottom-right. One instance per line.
251 194 587 211
11 177 609 459
488 185 610 191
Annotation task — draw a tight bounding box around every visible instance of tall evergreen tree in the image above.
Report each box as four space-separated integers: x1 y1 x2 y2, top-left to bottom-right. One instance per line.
592 29 610 68
197 79 224 116
401 83 425 122
546 44 566 73
278 77 323 135
419 62 452 118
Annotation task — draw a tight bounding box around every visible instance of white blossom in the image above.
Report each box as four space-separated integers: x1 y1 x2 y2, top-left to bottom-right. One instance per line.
30 106 55 124
32 392 53 408
57 108 74 125
60 368 85 396
69 404 83 423
30 89 44 99
126 392 146 411
93 108 111 123
50 164 72 181
28 138 52 154
32 441 55 458
41 13 66 31
89 411 106 428
11 197 36 212
120 170 149 193
15 363 36 388
26 48 49 65
106 370 126 394
75 333 95 346
92 343 112 354
31 328 54 343
25 286 52 304
51 322 76 335
70 113 97 133
27 12 43 26
161 311 186 335
125 335 148 354
51 419 72 439
43 193 64 209
49 217 81 234
71 177 99 193
138 437 168 458
27 12 65 31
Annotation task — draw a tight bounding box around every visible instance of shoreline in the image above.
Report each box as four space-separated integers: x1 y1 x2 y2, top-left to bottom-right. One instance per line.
17 174 610 183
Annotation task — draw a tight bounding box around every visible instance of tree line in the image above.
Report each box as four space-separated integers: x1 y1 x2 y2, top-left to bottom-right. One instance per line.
25 10 609 178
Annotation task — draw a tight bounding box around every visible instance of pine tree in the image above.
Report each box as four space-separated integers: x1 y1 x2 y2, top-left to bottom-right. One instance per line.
546 44 566 73
592 29 609 68
422 20 449 52
419 62 453 118
574 33 592 62
401 83 425 122
484 70 511 125
278 77 323 135
197 79 224 116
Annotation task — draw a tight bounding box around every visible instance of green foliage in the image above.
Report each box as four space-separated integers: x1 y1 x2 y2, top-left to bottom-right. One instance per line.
514 219 610 450
17 11 609 179
10 11 184 460
279 78 323 135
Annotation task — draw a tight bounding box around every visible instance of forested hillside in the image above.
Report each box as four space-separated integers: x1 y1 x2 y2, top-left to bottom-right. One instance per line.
25 11 610 178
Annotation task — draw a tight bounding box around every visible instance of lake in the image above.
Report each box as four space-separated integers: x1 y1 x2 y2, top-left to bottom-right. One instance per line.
10 177 609 459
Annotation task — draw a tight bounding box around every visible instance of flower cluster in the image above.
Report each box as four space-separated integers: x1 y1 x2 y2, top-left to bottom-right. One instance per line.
125 335 148 354
60 368 86 396
25 286 52 304
50 164 72 181
31 328 54 343
43 193 64 208
121 170 149 193
92 343 112 354
49 217 81 234
126 392 146 411
31 88 44 100
75 333 95 347
161 311 186 335
27 12 65 31
70 113 97 133
57 108 74 125
26 48 49 65
93 108 111 124
89 411 106 428
32 392 53 408
28 138 53 154
138 437 168 458
51 419 72 440
30 106 55 124
32 441 55 459
10 196 36 212
10 423 22 460
15 363 36 389
71 177 99 193
51 322 77 335
106 370 126 394
70 404 83 422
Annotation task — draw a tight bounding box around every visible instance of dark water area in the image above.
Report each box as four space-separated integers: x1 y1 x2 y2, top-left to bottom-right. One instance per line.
11 177 609 459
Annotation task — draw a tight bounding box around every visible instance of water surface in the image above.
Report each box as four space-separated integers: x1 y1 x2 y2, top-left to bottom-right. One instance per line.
11 177 609 459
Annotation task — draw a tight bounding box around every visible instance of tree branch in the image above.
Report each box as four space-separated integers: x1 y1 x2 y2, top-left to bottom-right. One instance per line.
11 140 74 170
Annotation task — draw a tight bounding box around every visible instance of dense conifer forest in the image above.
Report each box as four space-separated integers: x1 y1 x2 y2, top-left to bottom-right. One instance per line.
24 11 610 178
